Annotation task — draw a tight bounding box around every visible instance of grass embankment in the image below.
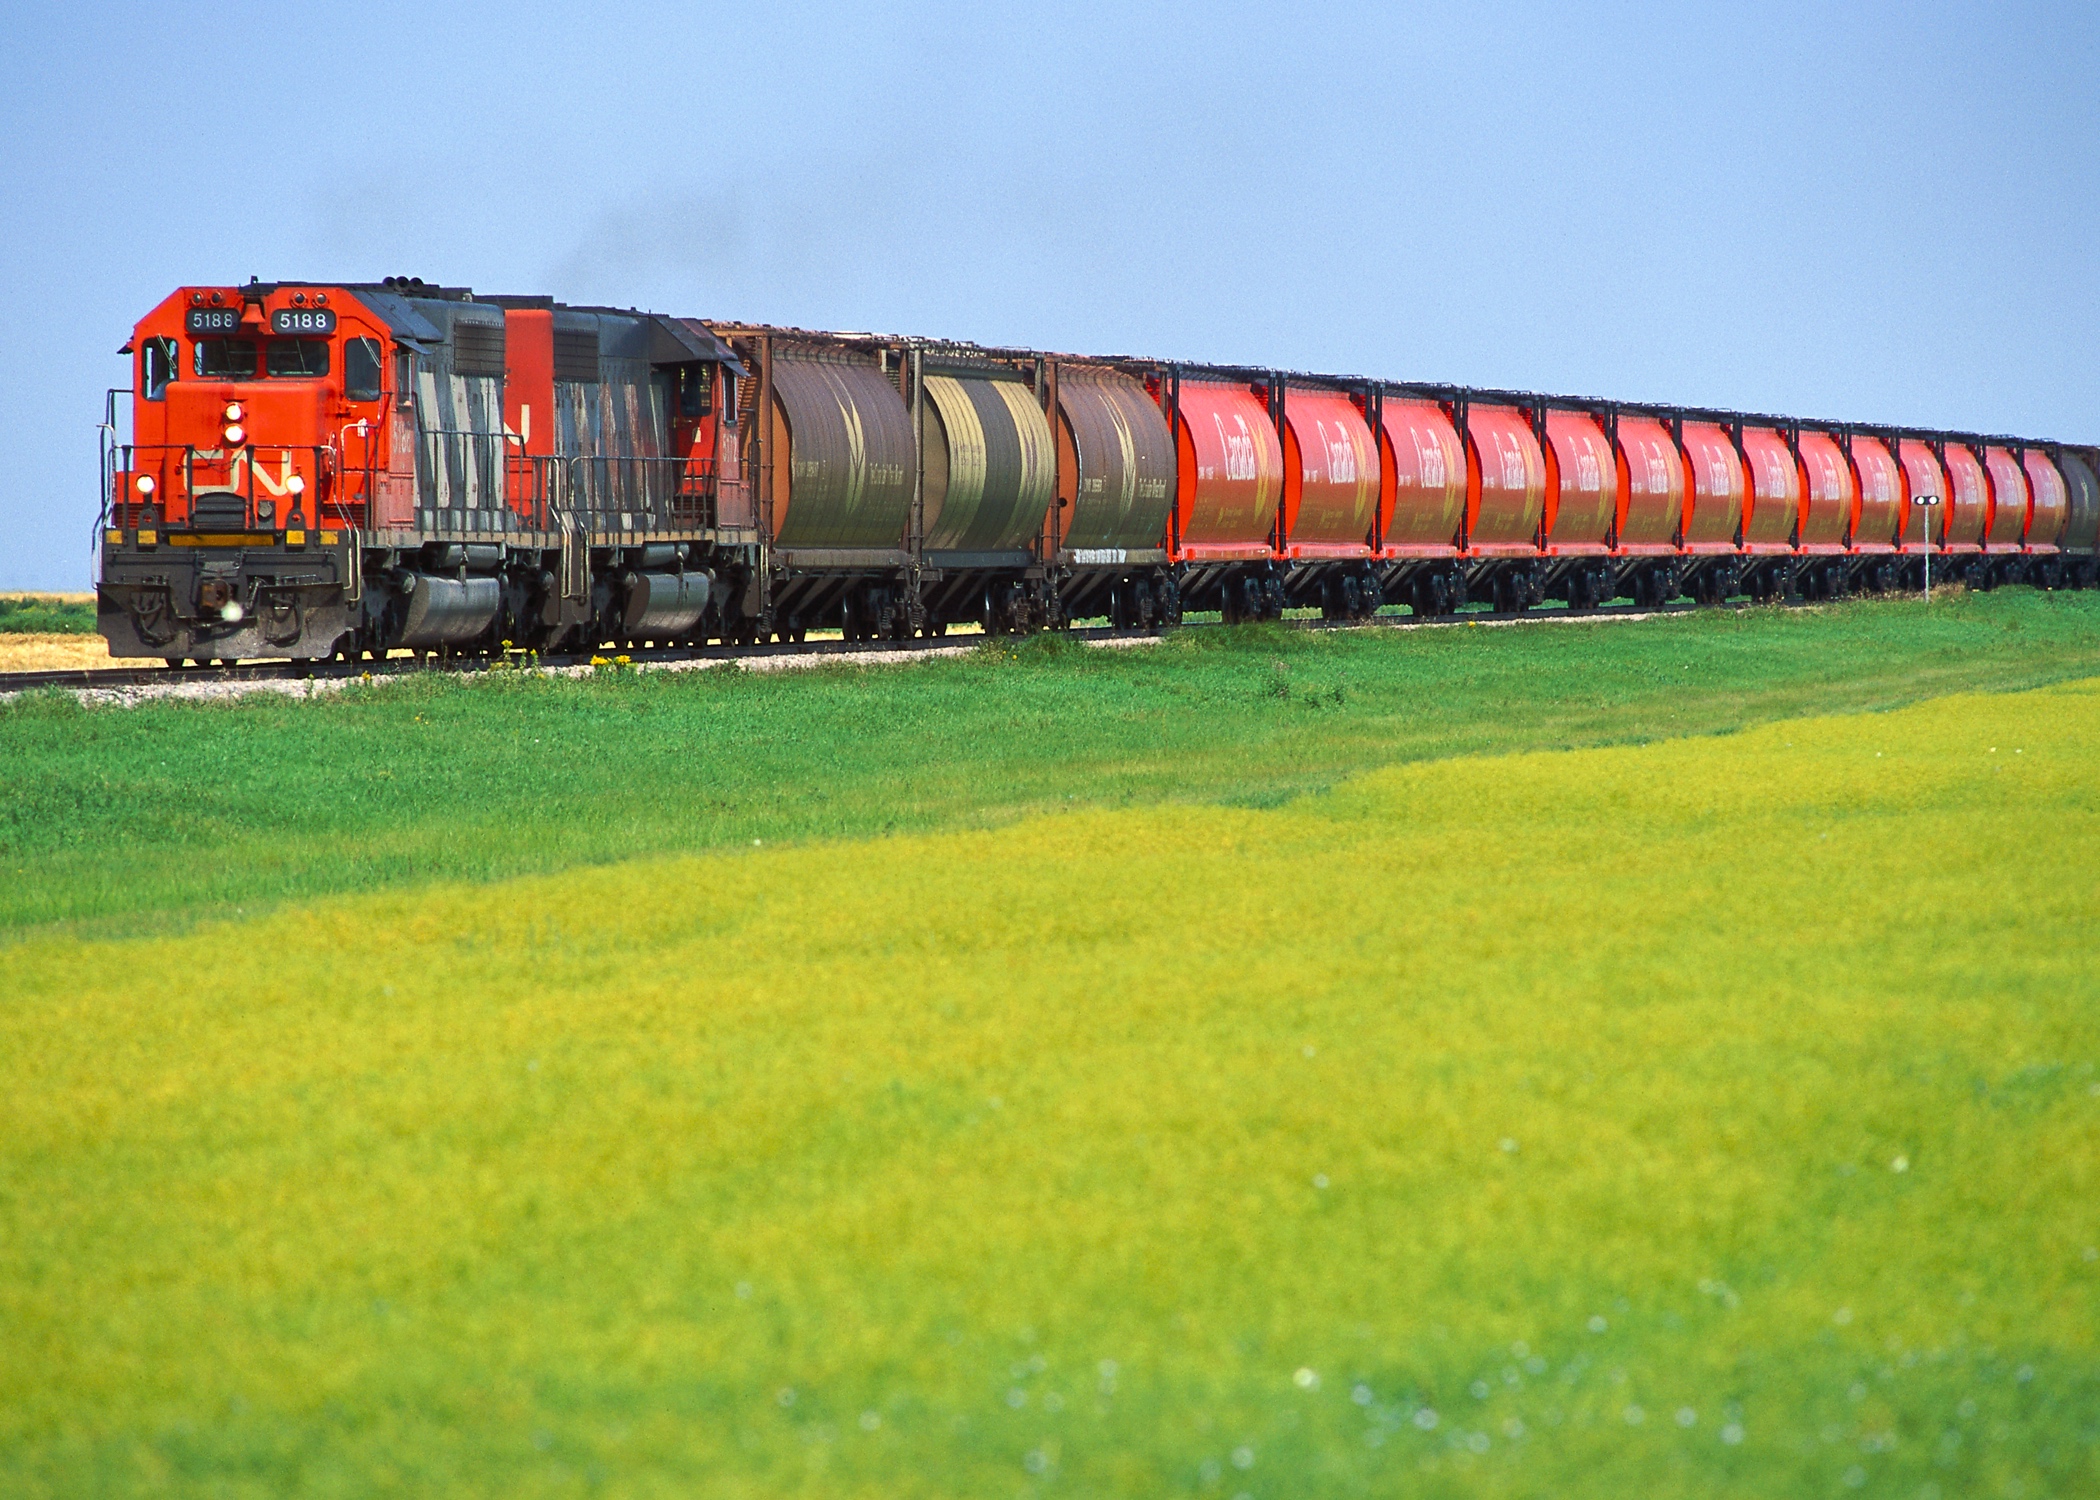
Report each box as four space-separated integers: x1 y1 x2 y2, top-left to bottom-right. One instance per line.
4 589 2099 938
0 593 95 634
2 678 2096 1497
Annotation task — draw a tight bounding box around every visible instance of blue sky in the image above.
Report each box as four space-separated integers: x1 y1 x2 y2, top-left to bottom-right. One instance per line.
2 0 2094 589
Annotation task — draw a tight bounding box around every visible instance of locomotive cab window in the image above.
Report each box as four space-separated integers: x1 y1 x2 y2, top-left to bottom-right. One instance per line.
141 337 177 400
345 337 383 401
677 363 713 418
266 338 330 378
193 338 258 379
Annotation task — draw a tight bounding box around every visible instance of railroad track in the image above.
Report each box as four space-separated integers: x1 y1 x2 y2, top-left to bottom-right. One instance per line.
0 597 1736 697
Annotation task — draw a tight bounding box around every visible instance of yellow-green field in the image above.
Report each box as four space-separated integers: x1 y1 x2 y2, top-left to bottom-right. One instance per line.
3 671 2096 1496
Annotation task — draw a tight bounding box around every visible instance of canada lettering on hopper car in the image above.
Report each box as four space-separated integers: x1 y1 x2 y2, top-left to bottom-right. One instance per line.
1322 425 1358 485
1215 412 1260 483
1495 434 1529 492
1413 432 1447 490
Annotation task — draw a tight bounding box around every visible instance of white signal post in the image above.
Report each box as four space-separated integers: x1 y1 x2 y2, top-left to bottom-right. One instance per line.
1915 494 1942 603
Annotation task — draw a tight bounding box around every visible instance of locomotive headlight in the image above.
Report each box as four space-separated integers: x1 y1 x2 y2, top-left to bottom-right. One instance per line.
287 475 305 495
224 402 243 422
135 475 155 495
224 423 246 445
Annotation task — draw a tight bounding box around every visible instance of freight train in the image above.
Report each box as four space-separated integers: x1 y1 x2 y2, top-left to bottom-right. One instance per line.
95 277 2099 664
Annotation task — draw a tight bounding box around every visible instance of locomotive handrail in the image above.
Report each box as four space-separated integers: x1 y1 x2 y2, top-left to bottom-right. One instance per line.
560 453 717 537
401 432 716 537
104 441 332 531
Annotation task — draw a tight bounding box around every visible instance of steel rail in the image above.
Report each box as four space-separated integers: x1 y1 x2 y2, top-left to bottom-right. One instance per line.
0 597 1781 697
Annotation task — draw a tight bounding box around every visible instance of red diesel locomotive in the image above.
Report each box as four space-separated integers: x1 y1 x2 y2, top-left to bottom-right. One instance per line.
95 277 2099 663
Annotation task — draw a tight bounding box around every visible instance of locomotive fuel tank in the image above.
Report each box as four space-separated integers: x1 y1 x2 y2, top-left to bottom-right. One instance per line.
622 568 713 638
396 572 501 649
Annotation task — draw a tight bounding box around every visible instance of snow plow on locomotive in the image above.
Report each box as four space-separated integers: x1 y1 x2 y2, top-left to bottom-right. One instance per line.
94 278 2099 665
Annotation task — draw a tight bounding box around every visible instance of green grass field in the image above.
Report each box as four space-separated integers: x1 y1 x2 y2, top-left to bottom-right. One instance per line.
0 594 95 634
2 592 2097 1497
6 590 2100 938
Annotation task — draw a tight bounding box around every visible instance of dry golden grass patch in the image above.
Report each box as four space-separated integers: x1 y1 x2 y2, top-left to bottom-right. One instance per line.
0 632 161 671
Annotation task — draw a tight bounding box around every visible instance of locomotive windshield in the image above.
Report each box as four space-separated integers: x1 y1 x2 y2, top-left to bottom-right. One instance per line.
266 339 329 377
193 338 257 378
190 337 331 380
